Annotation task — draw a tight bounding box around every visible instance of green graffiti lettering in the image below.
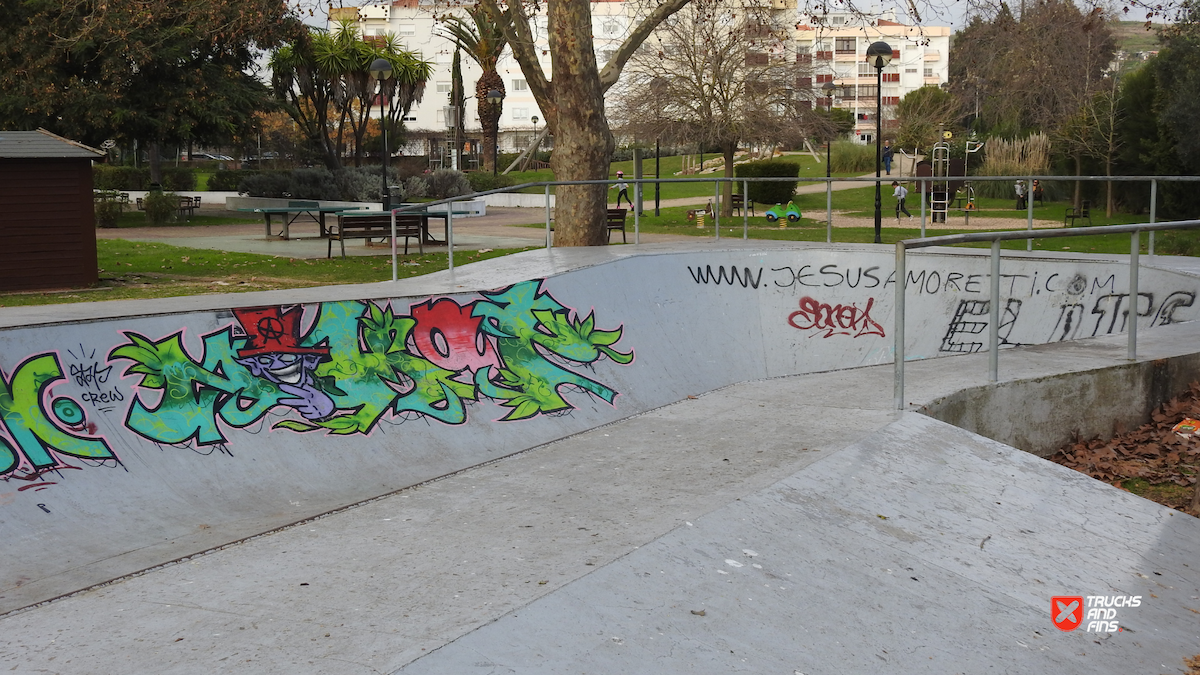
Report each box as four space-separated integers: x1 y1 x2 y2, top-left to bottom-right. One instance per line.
0 354 114 473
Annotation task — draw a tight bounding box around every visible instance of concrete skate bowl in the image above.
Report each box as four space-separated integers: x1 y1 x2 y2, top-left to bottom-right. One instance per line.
2 242 1198 615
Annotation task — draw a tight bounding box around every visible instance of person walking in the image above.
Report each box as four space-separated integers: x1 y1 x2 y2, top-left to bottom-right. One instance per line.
611 171 631 208
882 140 894 175
892 181 912 219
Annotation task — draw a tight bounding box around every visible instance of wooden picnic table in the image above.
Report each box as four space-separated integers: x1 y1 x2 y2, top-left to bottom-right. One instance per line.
238 202 367 240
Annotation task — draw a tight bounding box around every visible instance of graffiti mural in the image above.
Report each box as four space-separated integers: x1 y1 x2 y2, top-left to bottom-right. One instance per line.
0 353 116 483
109 280 634 447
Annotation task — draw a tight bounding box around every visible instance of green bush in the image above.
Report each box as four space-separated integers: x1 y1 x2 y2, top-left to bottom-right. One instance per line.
161 168 196 191
207 169 251 192
143 191 178 226
466 172 516 193
735 160 800 205
289 168 340 200
425 169 472 199
93 191 126 228
238 171 291 197
93 166 149 190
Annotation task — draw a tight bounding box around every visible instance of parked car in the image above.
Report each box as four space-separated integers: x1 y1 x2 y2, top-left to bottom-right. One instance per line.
189 153 234 161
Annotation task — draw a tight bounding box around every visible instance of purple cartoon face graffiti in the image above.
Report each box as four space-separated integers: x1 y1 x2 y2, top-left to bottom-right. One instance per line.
233 307 335 421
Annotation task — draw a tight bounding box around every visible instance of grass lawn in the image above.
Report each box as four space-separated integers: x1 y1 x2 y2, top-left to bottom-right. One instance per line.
101 210 263 229
0 240 538 308
504 151 863 200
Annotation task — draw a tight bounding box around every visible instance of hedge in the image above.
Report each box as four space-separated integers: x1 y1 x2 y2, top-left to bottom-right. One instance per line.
734 160 800 205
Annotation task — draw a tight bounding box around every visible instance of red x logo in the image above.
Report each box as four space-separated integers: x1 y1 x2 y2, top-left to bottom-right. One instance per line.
1052 596 1084 631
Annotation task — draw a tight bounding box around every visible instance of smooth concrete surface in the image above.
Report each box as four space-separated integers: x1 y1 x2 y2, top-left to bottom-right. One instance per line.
1 243 1199 673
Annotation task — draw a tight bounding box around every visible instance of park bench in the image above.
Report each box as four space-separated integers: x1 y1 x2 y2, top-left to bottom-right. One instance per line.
730 193 755 217
1064 200 1091 227
328 213 425 258
178 196 200 220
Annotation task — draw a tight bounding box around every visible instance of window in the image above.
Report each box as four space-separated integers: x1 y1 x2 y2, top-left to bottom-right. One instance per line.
403 114 417 122
835 37 855 53
816 73 833 83
512 107 530 120
924 67 934 78
905 68 917 73
512 78 528 91
397 24 415 36
831 15 845 24
882 73 899 82
601 19 621 36
436 81 451 94
858 62 874 76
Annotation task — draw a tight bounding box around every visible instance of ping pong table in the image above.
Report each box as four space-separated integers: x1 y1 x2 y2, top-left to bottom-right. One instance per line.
239 201 367 240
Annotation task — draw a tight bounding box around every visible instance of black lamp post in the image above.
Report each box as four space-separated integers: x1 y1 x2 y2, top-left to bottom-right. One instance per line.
487 88 503 176
865 41 892 244
821 80 843 179
369 57 393 210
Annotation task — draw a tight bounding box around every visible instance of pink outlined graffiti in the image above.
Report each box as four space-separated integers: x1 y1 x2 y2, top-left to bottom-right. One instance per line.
787 296 885 339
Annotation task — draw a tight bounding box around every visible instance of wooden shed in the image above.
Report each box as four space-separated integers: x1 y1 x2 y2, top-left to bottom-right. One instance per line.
0 129 104 291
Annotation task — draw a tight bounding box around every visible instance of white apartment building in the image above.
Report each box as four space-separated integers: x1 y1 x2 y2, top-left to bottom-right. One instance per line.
796 10 951 143
331 2 950 156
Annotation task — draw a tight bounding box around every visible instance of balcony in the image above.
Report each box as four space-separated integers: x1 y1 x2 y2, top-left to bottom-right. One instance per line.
814 51 832 60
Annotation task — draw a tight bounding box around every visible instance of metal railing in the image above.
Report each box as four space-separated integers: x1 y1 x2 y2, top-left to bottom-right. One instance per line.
893 219 1200 411
385 174 1200 280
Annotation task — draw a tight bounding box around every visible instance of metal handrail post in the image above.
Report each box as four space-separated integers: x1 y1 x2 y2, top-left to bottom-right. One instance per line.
1149 179 1157 256
714 181 720 240
545 185 552 248
447 200 455 271
989 240 1001 382
634 180 641 245
390 209 398 282
920 180 926 238
1026 178 1034 252
894 243 907 410
1129 230 1140 360
826 178 833 244
743 179 749 239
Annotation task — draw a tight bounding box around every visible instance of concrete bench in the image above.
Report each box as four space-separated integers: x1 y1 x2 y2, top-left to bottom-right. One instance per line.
329 214 425 258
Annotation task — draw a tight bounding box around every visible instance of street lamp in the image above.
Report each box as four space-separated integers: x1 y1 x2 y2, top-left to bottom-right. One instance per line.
821 81 844 179
369 57 393 210
865 41 892 244
487 88 503 176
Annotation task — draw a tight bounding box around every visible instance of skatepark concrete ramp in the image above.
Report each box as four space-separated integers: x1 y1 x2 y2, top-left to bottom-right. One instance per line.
1 241 1199 674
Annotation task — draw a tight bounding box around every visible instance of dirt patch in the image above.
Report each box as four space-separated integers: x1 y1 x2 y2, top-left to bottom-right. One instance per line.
1049 382 1200 515
823 210 1064 231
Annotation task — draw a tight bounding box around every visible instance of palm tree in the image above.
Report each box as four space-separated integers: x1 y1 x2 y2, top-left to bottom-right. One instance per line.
439 7 512 172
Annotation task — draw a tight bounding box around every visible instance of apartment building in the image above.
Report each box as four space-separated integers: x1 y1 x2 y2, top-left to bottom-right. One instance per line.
797 10 951 143
332 2 950 154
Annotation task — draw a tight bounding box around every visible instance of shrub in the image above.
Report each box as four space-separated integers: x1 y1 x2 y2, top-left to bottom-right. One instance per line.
93 166 150 190
401 176 428 201
466 171 516 193
828 141 876 173
425 168 472 199
288 168 339 200
93 192 126 228
975 134 1051 199
735 160 800 205
161 168 196 191
143 191 178 226
207 170 250 192
238 171 291 197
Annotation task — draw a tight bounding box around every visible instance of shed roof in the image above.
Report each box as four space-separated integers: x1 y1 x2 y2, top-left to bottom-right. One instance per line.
0 129 103 159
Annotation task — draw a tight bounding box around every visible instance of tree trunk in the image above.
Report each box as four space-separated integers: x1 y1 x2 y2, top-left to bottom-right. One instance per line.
721 143 736 218
545 0 614 246
148 141 162 185
1105 158 1114 218
476 71 504 173
1073 154 1082 209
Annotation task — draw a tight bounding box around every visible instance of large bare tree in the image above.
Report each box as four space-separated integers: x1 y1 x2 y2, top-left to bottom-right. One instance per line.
609 0 818 216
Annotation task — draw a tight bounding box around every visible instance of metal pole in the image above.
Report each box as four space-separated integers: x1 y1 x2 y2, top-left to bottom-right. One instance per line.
873 66 883 244
894 243 906 410
1026 178 1034 251
447 200 455 271
920 179 926 238
743 179 749 239
714 181 720 239
655 139 661 216
634 180 641 245
545 185 552 248
989 240 1001 382
390 207 397 282
1129 230 1140 360
826 178 833 243
1149 179 1157 256
380 91 389 211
